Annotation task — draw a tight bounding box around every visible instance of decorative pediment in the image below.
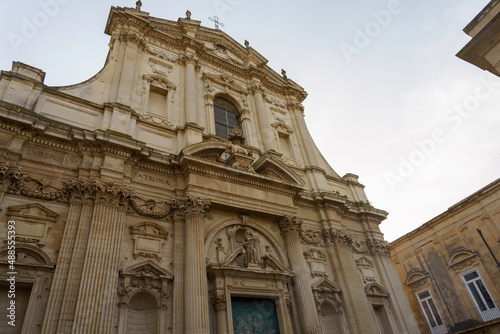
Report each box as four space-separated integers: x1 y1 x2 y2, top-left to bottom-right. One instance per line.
447 248 479 272
202 72 248 95
181 141 229 161
312 278 343 312
129 222 169 261
143 74 177 91
312 278 342 293
356 256 376 283
7 203 59 248
7 203 59 221
365 282 389 298
252 154 305 185
355 256 374 267
261 253 290 273
304 249 327 278
0 244 53 268
118 260 173 307
271 121 294 135
404 268 431 288
120 260 174 280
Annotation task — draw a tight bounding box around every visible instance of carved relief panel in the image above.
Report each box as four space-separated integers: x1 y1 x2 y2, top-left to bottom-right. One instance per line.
7 203 59 248
129 222 169 261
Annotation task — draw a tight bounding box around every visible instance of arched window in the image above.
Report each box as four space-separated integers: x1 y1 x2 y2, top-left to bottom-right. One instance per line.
214 97 241 138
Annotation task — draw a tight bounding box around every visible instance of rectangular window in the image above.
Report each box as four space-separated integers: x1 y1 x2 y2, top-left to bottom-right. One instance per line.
148 85 168 117
278 133 294 158
417 290 447 334
462 269 500 322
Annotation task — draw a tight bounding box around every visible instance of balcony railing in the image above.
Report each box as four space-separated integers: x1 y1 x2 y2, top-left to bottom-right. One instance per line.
442 300 500 333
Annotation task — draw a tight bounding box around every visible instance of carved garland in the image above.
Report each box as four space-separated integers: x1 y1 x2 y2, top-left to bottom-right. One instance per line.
0 164 209 219
322 228 391 256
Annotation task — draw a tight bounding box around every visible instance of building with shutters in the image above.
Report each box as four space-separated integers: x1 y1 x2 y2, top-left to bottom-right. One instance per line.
0 4 417 334
390 179 500 334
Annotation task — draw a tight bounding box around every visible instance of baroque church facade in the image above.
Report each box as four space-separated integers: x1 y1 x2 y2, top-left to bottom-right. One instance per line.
0 4 417 334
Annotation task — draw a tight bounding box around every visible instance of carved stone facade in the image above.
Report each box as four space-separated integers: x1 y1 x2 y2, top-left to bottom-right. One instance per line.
391 179 500 334
0 5 416 334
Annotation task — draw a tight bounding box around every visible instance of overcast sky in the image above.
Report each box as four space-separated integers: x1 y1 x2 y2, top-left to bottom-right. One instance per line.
1 0 499 241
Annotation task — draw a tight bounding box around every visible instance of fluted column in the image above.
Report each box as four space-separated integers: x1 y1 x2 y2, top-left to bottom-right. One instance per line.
184 195 211 334
41 198 83 333
250 82 274 151
172 203 186 334
71 183 129 334
278 215 322 334
184 54 198 124
212 292 228 334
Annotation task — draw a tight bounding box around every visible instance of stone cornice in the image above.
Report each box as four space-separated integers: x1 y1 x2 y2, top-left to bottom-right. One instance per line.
177 155 304 196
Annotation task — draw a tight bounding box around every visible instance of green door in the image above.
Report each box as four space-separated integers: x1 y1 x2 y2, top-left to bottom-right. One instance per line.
232 297 280 334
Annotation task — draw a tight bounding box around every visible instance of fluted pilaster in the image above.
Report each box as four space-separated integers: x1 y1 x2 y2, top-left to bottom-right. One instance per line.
71 183 130 334
172 202 186 334
278 215 322 334
41 200 83 333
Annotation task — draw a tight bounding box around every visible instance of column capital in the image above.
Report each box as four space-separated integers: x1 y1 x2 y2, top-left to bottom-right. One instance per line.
172 193 211 219
211 292 227 312
248 82 265 94
277 215 302 235
179 53 199 66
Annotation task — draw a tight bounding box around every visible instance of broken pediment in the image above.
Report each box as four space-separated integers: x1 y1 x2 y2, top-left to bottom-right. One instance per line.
253 154 305 185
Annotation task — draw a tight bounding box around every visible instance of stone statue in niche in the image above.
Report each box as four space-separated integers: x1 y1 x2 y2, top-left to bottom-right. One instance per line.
243 230 257 267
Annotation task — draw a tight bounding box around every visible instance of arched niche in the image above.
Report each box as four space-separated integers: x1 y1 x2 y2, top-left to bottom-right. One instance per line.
0 245 55 334
204 217 288 268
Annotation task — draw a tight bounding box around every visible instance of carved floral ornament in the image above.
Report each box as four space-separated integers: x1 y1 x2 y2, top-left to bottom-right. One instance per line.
129 222 169 261
118 261 173 308
312 278 343 313
211 292 227 312
0 164 210 220
322 227 391 256
7 203 59 248
277 215 302 235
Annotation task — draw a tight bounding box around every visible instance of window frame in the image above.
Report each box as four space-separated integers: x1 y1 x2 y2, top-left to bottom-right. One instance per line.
416 289 447 334
462 269 500 322
213 97 241 139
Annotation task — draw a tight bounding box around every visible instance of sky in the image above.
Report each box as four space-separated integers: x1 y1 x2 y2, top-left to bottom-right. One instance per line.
0 0 499 242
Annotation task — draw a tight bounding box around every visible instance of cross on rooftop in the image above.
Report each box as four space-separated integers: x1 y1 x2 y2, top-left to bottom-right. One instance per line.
209 16 225 29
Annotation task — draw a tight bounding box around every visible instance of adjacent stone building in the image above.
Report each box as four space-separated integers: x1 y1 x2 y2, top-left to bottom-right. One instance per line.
457 0 500 76
0 4 417 334
391 179 500 334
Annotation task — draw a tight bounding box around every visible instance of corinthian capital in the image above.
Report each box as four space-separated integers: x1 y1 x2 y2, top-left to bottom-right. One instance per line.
248 82 265 94
174 193 211 218
277 215 302 235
